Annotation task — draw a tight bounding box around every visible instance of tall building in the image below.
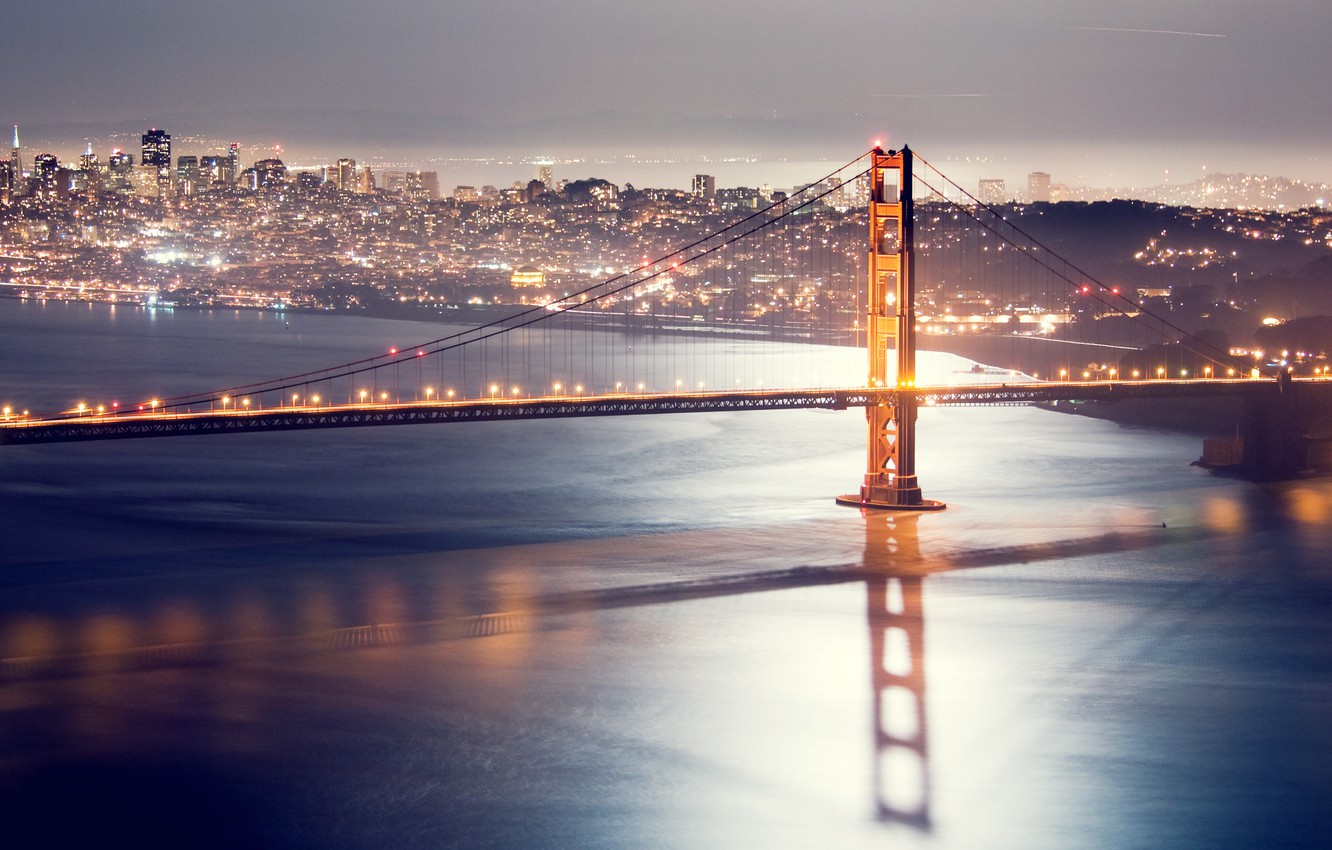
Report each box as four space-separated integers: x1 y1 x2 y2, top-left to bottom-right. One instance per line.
176 155 200 196
252 157 286 188
0 159 13 203
141 129 171 168
227 143 240 184
1027 171 1051 203
979 178 1006 205
142 129 172 194
692 174 716 201
106 150 135 194
32 153 60 195
200 155 222 185
10 125 22 198
535 162 553 190
336 158 356 191
79 143 98 173
413 171 439 201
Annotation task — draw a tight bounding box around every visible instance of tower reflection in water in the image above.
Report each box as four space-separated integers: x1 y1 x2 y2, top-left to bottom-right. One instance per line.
862 511 931 829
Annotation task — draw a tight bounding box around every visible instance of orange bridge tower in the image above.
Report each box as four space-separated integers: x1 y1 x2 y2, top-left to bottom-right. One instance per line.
838 147 945 511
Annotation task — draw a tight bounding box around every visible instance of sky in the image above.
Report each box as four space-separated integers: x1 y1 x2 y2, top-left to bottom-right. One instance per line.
5 0 1331 188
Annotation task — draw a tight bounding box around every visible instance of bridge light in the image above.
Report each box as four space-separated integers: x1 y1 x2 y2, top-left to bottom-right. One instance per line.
1 406 9 418
380 391 389 401
1082 371 1090 379
359 389 368 402
1180 369 1188 378
638 383 645 392
1156 367 1165 378
1204 366 1213 378
575 385 583 394
1109 368 1118 379
312 394 320 405
425 387 434 399
77 402 87 413
291 393 299 405
1227 368 1236 377
1059 369 1068 380
242 397 251 408
511 386 520 396
1132 370 1140 379
96 405 105 414
446 389 455 398
417 350 425 357
553 383 562 393
221 395 230 407
389 347 397 355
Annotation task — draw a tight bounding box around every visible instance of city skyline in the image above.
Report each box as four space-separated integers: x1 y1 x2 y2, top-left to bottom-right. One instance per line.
5 1 1331 188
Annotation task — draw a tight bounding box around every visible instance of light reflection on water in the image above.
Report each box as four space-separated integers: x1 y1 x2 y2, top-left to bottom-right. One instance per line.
1 303 1330 848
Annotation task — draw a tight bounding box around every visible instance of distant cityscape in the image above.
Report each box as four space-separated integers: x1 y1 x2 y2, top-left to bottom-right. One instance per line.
4 123 1332 371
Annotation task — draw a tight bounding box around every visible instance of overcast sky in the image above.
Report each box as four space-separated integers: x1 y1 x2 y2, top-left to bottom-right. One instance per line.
7 1 1331 186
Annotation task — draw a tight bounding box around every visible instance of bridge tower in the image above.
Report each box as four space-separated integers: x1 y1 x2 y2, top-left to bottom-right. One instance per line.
838 147 944 510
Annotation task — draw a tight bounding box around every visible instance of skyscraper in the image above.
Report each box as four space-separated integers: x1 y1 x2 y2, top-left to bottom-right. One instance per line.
142 129 172 195
141 129 171 168
10 126 22 198
336 158 355 191
79 142 98 173
227 143 240 185
536 162 553 190
32 153 60 195
176 155 200 196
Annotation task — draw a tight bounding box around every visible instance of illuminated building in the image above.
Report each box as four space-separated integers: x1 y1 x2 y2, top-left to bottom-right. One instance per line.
0 159 13 203
1027 171 1051 203
107 150 135 194
79 143 98 173
692 174 716 201
336 158 355 191
252 158 286 188
979 178 1006 205
227 143 240 184
142 128 172 194
32 153 60 191
536 162 553 190
200 155 222 185
356 164 374 193
176 155 200 195
141 129 170 168
10 125 23 198
511 265 545 288
408 171 438 201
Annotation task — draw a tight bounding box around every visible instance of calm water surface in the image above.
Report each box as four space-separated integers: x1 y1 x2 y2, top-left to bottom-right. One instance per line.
1 300 1329 848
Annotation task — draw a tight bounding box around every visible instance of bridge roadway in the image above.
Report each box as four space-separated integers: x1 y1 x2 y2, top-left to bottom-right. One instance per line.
0 378 1294 445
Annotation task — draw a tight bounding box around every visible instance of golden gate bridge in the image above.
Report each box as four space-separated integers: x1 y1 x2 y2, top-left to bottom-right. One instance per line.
1 147 1320 497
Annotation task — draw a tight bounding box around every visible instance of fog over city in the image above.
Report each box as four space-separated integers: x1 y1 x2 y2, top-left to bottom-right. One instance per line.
8 1 1331 188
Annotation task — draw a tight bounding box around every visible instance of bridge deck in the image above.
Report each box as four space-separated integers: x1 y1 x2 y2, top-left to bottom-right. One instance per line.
0 379 1290 445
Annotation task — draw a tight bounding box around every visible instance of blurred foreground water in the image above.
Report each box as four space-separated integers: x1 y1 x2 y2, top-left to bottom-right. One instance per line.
1 300 1329 849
